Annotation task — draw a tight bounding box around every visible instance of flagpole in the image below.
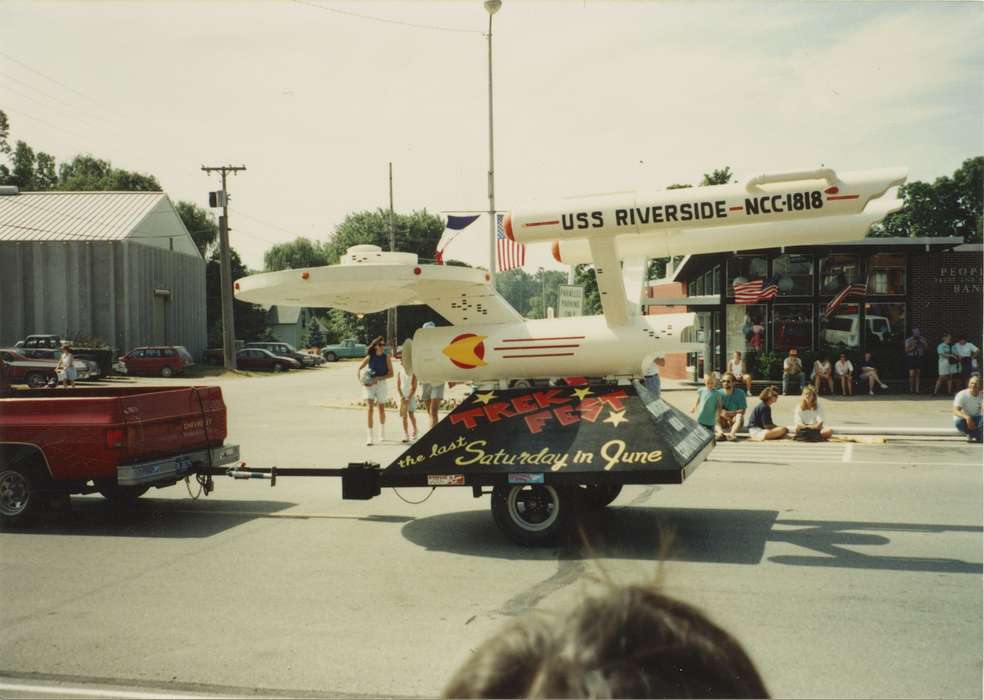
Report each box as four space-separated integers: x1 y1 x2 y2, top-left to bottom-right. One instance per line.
485 0 502 289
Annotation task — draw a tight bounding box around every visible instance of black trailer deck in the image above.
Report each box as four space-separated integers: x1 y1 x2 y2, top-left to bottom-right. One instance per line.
207 382 715 545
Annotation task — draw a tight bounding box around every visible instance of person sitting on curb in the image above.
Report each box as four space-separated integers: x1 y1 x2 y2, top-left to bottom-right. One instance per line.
812 354 834 396
728 351 753 394
834 353 854 396
952 375 982 443
691 371 722 435
858 351 889 395
782 348 805 396
442 582 770 699
716 372 747 442
793 385 833 441
748 386 788 441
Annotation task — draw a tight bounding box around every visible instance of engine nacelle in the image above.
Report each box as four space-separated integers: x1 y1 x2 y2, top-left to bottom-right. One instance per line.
403 313 699 384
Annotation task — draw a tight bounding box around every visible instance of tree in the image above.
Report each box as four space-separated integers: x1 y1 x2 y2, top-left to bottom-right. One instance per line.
206 246 268 344
175 201 219 258
304 316 325 348
0 110 10 156
263 237 330 271
874 156 982 243
701 167 734 186
497 268 538 316
57 154 160 191
324 209 444 263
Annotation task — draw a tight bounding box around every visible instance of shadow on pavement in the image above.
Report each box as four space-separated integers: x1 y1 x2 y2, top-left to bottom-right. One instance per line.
3 497 300 539
402 506 983 574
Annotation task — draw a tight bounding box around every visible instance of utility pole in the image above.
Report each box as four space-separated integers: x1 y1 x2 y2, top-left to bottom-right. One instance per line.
202 164 246 371
485 0 502 289
387 162 397 351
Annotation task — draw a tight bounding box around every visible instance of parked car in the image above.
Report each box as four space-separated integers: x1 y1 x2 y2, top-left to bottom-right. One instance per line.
822 314 892 348
20 347 101 378
236 348 301 372
244 342 314 368
0 348 93 386
18 334 63 350
321 338 367 362
303 351 325 366
118 346 195 377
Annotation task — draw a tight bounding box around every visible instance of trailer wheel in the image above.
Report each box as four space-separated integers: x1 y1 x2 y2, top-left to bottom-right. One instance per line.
491 484 574 546
98 484 149 504
577 484 623 510
0 468 39 526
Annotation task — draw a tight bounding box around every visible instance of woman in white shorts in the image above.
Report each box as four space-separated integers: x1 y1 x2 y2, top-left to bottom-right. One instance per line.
357 337 393 445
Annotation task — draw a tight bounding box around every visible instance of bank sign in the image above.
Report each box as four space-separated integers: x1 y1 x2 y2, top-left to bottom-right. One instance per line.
936 265 982 294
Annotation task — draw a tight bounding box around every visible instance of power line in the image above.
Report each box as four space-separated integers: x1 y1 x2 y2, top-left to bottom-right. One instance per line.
288 0 482 34
0 80 103 129
0 104 91 142
0 50 105 105
0 71 107 123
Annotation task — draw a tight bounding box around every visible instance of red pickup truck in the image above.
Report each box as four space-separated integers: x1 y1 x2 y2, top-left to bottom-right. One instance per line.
0 362 239 525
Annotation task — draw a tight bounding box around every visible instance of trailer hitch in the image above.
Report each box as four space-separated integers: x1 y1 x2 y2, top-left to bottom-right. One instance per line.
226 463 278 486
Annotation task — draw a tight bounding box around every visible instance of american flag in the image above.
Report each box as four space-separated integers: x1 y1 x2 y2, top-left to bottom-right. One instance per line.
496 212 525 272
734 275 780 304
823 275 868 318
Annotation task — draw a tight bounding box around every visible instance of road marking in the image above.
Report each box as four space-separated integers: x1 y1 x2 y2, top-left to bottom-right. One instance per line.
0 681 229 699
842 443 854 463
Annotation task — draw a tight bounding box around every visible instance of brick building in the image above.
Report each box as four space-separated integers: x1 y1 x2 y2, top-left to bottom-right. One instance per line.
645 238 982 382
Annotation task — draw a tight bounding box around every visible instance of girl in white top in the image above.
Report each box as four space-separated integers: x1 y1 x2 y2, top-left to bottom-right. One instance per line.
728 351 752 393
834 353 854 396
793 386 833 440
396 365 418 443
812 355 834 396
56 345 77 388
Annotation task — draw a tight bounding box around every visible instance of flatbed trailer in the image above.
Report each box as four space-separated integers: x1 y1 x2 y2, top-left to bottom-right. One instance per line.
206 382 713 545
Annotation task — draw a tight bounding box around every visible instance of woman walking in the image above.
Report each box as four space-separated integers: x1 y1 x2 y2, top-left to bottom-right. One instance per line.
357 337 393 445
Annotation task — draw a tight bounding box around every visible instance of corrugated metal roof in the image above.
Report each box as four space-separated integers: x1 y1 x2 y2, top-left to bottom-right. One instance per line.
0 191 166 242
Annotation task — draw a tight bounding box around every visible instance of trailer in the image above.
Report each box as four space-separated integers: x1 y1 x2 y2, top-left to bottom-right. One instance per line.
209 382 713 545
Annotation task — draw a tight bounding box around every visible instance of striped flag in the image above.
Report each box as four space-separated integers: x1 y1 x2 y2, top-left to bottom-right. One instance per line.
734 275 780 304
435 214 480 264
496 212 526 272
823 275 868 318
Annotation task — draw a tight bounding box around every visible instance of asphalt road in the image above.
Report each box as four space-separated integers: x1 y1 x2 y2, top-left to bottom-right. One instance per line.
1 365 981 699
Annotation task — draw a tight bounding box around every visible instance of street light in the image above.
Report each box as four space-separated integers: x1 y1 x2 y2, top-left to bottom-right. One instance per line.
485 0 502 290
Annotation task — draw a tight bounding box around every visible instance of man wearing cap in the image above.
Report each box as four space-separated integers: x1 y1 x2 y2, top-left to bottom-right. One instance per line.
782 348 805 396
418 322 445 429
904 328 927 393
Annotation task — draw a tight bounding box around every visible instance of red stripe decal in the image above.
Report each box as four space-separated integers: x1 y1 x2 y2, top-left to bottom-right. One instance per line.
500 336 585 342
492 344 580 351
827 194 860 200
525 220 560 227
728 206 744 211
503 353 577 359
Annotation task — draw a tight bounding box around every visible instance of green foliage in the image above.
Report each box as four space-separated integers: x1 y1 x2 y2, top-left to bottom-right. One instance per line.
175 201 218 258
875 156 982 243
753 350 784 380
263 237 330 271
323 209 444 264
574 264 602 315
497 268 568 318
206 247 269 342
0 110 10 156
304 316 325 348
56 154 161 191
701 167 734 186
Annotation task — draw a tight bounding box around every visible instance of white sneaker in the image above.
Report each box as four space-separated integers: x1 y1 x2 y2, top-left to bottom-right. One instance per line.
880 382 888 389
365 429 374 446
402 433 410 443
869 390 874 395
378 425 386 443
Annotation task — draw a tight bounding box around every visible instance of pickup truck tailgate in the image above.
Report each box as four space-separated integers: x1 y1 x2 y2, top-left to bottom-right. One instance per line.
121 386 227 462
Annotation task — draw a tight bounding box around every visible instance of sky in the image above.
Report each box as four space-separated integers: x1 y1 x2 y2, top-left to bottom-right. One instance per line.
1 0 982 272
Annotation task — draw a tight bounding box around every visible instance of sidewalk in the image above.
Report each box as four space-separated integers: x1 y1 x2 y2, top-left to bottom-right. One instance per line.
659 378 969 438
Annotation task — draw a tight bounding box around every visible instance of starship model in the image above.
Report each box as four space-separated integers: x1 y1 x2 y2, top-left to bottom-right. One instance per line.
235 166 906 385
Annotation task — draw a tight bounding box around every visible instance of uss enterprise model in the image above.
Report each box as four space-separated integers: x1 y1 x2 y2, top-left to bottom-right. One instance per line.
227 167 906 545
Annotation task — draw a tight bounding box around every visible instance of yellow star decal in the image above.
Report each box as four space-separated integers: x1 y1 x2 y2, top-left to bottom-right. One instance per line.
603 410 629 427
473 391 498 405
572 386 593 401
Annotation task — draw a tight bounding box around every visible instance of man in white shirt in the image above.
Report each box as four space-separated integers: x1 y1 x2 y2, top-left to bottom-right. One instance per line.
953 335 979 386
952 375 982 443
643 355 664 400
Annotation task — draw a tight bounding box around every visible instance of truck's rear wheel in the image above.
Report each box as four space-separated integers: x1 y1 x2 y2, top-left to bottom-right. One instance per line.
491 484 574 546
0 468 38 526
98 484 149 504
577 484 623 510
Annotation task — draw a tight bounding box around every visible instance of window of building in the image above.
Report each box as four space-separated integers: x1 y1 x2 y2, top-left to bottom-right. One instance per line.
727 304 767 359
772 254 813 296
702 269 714 297
869 254 906 295
819 302 862 353
820 255 860 294
726 256 768 296
865 302 906 376
773 304 813 352
711 265 721 295
688 280 697 296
